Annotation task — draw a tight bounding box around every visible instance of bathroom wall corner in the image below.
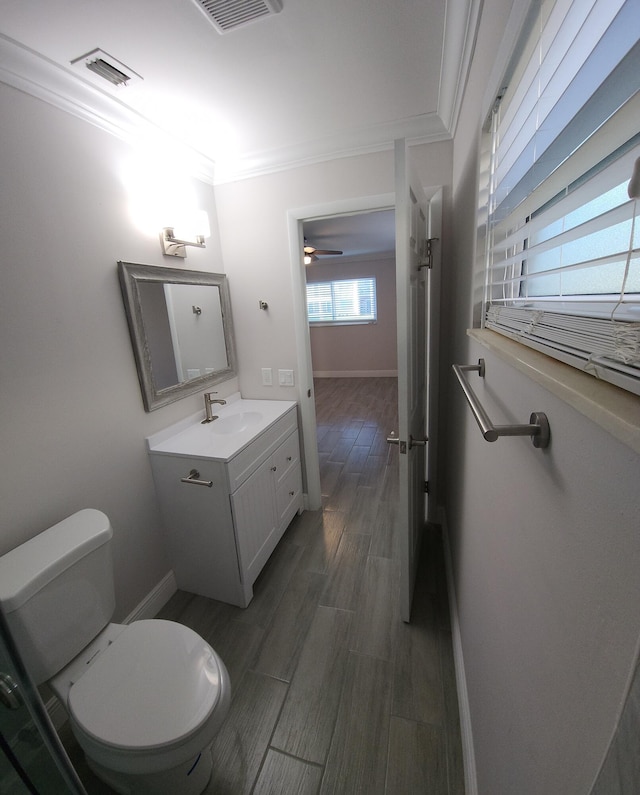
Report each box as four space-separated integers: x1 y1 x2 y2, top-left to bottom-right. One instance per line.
123 570 178 624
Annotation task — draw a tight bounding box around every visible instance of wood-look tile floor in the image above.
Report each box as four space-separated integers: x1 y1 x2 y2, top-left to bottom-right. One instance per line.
62 377 464 794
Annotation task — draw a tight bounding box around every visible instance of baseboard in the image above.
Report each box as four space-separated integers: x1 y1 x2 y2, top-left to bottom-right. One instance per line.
440 507 478 795
46 570 178 729
122 569 178 624
312 369 398 378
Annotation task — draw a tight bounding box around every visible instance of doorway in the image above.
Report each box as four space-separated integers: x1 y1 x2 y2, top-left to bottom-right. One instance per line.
303 209 397 379
288 167 441 621
287 193 396 511
301 208 400 528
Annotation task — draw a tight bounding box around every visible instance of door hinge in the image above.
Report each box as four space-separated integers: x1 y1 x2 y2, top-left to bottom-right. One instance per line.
424 480 429 494
420 237 439 269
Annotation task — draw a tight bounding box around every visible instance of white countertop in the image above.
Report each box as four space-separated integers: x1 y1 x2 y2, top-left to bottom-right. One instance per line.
146 393 297 461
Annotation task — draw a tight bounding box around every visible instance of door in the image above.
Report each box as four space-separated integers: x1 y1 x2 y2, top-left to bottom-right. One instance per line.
426 188 442 522
393 138 431 623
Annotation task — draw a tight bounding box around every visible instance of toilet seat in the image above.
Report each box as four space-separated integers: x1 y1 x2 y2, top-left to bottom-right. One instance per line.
67 619 230 774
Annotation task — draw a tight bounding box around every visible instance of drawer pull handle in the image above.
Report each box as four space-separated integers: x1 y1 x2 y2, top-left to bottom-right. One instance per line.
271 466 277 472
287 456 292 461
180 469 213 487
289 490 295 496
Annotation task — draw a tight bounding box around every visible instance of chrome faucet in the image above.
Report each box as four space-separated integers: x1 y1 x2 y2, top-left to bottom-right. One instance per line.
201 392 226 424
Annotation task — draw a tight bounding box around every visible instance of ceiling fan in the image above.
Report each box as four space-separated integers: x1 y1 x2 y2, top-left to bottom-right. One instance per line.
303 239 343 264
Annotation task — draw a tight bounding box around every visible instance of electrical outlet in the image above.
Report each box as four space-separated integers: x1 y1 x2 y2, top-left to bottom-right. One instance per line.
278 369 294 386
262 368 273 386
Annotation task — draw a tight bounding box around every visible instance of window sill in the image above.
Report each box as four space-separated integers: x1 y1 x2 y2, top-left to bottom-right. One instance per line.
468 329 640 455
309 321 376 327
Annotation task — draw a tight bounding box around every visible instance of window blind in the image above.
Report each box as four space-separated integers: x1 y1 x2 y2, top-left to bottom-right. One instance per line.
306 277 377 324
483 0 640 395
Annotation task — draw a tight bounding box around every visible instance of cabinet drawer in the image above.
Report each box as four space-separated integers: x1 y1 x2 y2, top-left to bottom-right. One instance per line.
272 430 300 489
227 407 298 492
276 465 302 527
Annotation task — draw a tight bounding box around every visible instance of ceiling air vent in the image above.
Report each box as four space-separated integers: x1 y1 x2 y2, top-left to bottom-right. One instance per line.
192 0 283 34
70 49 143 88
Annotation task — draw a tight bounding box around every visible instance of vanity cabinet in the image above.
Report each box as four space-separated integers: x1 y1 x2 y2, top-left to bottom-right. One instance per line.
148 405 303 607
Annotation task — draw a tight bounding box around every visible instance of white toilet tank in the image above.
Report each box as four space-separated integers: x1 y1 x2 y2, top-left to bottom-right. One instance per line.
0 509 116 685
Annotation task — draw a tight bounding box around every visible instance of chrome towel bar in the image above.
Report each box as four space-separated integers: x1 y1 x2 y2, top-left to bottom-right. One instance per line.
452 359 550 448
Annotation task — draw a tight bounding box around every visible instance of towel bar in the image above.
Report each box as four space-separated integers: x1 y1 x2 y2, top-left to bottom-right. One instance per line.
180 469 214 487
452 359 550 448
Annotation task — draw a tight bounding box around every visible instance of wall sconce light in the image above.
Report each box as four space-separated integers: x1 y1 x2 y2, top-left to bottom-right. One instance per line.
160 211 210 258
160 228 206 258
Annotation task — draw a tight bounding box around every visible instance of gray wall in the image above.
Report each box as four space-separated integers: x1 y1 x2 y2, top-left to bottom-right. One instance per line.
0 81 238 618
443 0 640 792
0 72 451 619
307 256 397 376
214 142 452 399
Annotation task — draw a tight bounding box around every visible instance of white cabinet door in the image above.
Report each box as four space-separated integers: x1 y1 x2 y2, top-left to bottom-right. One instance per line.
230 429 303 586
230 458 278 586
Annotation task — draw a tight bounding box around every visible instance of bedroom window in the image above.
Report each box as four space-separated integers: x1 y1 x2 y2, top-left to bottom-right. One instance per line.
482 0 640 396
306 277 377 325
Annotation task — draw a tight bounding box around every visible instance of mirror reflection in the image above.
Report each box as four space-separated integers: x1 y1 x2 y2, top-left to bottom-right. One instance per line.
118 261 237 411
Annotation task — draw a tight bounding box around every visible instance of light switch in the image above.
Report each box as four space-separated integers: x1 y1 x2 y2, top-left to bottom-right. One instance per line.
278 369 294 386
262 368 273 386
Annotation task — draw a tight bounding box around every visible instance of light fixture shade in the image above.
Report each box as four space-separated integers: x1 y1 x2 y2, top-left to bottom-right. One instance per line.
171 209 210 242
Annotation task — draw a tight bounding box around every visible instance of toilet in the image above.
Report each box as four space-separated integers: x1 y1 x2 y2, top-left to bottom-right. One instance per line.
0 509 231 795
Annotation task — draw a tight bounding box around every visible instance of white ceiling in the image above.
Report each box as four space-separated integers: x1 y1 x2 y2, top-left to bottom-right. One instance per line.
0 0 479 183
304 209 396 262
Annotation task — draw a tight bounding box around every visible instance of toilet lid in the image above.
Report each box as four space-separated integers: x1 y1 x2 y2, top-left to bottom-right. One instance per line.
68 620 222 750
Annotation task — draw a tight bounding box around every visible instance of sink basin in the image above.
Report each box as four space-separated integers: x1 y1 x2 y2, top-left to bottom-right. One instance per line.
210 411 263 435
146 394 298 461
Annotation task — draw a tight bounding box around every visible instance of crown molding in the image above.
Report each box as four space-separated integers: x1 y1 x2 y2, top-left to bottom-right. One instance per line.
0 11 467 189
437 0 484 138
212 112 450 184
0 34 216 183
213 0 481 184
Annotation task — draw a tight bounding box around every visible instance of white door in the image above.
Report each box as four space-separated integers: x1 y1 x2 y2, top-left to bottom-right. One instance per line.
393 138 432 622
426 188 442 523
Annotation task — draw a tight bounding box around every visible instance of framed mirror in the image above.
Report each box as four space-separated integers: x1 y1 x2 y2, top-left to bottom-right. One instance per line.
118 261 237 411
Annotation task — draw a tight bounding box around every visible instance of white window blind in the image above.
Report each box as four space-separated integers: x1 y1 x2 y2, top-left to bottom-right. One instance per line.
306 277 377 324
483 0 640 395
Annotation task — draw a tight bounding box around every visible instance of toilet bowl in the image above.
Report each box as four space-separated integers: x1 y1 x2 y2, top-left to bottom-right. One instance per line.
51 619 231 795
0 509 231 795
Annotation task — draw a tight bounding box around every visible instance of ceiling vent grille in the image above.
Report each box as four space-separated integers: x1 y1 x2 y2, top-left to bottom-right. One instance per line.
70 49 143 88
86 58 130 86
192 0 283 33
